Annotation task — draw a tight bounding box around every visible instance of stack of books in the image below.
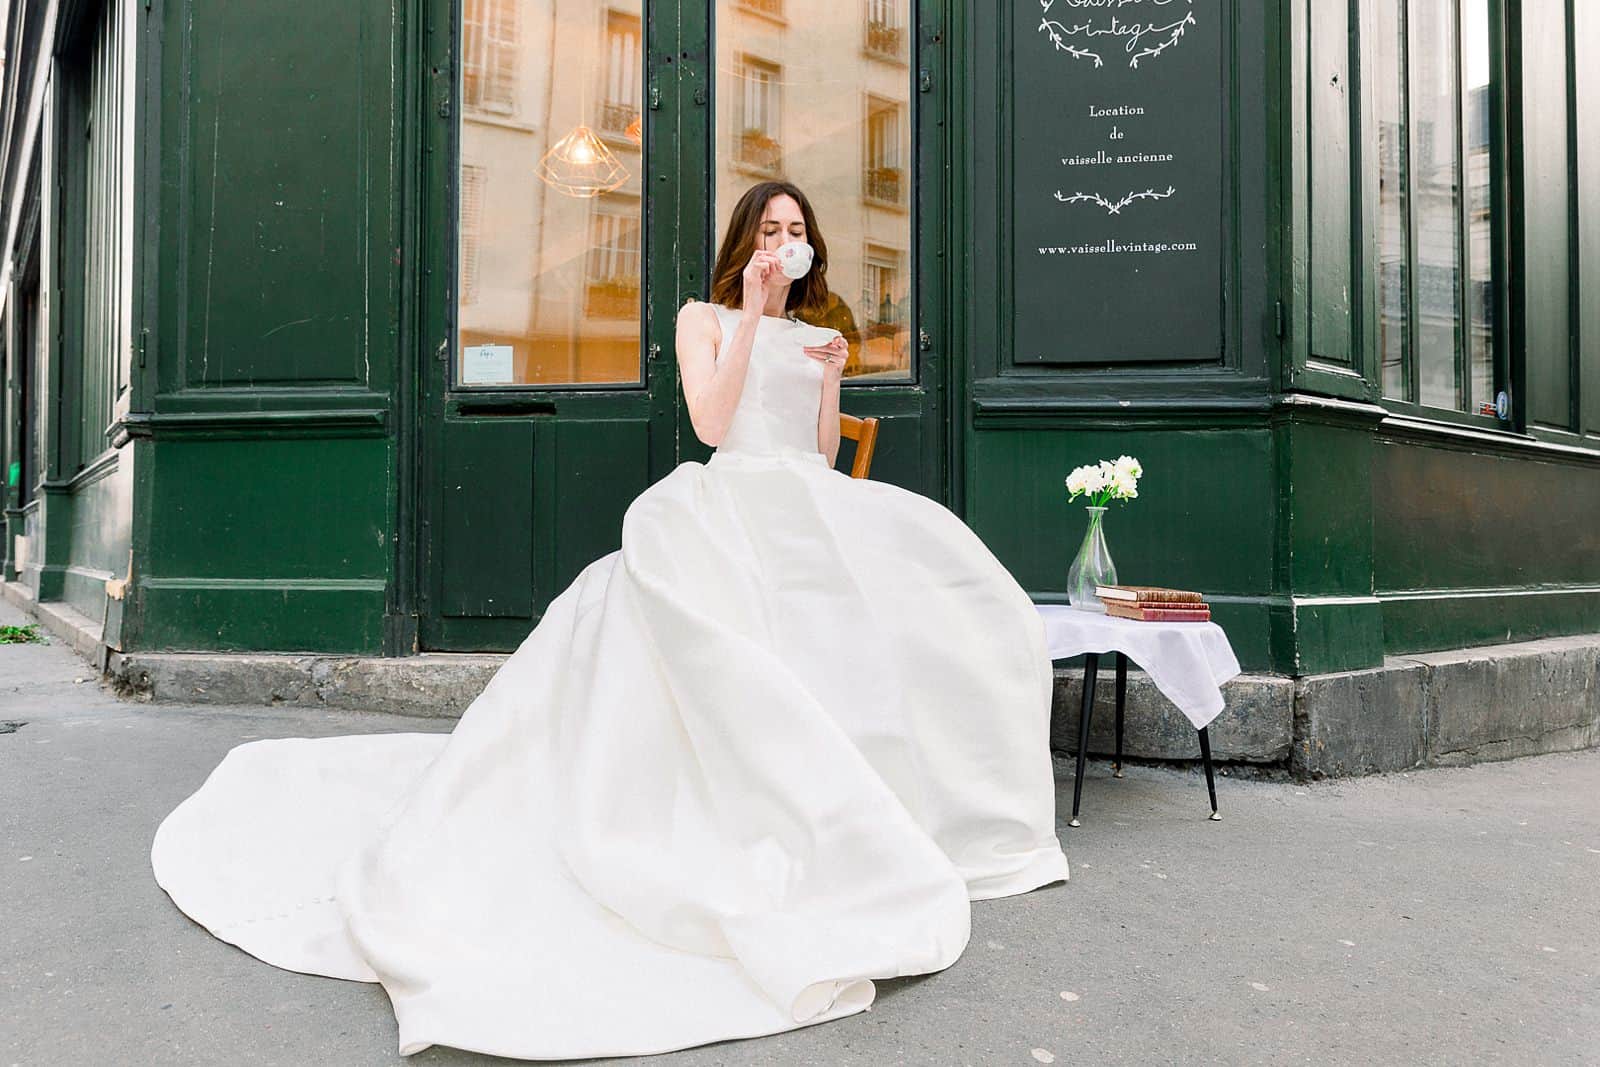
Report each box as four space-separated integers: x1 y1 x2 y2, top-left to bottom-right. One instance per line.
1095 585 1211 622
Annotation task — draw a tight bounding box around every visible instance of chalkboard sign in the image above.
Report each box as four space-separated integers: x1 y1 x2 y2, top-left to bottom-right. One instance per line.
1013 0 1225 364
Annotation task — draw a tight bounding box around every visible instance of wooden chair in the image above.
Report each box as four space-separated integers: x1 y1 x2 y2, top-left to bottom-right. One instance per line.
839 413 881 479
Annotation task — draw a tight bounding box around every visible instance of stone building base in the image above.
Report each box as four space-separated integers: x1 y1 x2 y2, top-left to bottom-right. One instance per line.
5 577 1596 779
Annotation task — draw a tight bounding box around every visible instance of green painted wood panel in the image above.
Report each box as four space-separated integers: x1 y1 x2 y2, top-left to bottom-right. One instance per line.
550 418 650 599
438 419 536 619
132 434 391 652
171 0 390 392
1372 435 1600 592
1517 0 1574 430
147 436 390 581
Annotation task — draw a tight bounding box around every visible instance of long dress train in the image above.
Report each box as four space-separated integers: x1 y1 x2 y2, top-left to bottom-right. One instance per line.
151 301 1069 1060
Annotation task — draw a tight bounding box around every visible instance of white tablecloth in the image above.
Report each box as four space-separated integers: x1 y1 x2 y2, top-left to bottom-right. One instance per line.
1035 605 1241 730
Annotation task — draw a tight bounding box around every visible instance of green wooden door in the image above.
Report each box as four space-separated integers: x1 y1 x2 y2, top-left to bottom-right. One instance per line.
420 0 948 651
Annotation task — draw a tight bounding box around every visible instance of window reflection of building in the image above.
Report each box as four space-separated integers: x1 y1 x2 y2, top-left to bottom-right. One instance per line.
456 0 645 387
862 246 900 328
460 164 486 306
715 0 915 381
864 96 904 207
736 0 785 20
463 0 519 115
736 56 784 175
585 202 643 320
600 11 642 140
865 0 906 62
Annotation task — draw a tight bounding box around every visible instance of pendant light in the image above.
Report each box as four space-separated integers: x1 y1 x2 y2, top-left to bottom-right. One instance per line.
536 124 628 198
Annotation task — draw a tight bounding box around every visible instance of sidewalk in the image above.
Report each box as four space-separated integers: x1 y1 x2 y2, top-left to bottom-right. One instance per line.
3 595 1597 1066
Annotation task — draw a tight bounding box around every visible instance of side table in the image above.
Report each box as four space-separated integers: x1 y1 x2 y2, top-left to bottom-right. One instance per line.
1036 605 1242 826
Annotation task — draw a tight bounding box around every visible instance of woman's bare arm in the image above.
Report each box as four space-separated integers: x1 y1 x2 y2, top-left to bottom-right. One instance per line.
817 368 843 466
676 301 760 447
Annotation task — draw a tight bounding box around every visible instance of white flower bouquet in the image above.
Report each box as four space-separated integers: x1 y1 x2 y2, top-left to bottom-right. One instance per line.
1064 455 1142 508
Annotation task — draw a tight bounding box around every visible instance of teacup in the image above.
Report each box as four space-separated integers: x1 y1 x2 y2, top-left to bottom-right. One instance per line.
775 240 815 279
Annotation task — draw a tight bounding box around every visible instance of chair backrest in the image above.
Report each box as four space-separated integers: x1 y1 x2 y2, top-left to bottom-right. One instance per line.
838 413 881 479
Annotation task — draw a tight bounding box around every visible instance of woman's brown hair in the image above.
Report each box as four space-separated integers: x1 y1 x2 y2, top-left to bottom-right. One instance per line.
709 181 831 319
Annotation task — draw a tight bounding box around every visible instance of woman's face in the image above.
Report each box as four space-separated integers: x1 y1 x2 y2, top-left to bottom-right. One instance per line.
755 194 807 254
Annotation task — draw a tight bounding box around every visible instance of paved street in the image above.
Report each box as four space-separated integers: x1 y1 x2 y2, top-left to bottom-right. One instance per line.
3 597 1597 1066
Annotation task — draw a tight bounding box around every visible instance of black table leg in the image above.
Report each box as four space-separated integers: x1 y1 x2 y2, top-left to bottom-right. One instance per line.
1113 652 1127 779
1070 653 1099 828
1197 726 1221 821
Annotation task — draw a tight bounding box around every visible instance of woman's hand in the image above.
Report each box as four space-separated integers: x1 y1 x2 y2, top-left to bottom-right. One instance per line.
802 336 849 376
741 249 782 316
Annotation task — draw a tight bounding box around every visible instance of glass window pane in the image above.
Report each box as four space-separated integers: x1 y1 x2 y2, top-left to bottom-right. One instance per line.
456 0 645 387
1461 0 1495 407
1377 1 1409 400
714 0 915 382
1407 0 1464 410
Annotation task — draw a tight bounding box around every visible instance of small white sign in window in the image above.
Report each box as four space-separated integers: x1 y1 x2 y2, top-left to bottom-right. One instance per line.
461 343 515 385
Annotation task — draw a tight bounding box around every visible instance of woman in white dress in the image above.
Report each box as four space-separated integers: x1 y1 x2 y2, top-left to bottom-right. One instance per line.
151 181 1069 1061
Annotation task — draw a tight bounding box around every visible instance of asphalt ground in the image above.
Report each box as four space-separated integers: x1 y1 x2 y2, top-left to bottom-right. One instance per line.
3 597 1596 1066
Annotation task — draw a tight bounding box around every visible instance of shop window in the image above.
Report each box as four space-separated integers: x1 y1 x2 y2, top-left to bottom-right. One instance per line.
55 0 132 470
463 0 519 116
455 1 645 387
1375 0 1498 415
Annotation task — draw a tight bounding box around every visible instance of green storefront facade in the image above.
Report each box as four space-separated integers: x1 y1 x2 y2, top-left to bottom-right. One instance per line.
2 1 1597 760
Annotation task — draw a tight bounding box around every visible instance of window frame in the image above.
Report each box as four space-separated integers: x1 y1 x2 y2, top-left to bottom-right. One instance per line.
1372 0 1513 431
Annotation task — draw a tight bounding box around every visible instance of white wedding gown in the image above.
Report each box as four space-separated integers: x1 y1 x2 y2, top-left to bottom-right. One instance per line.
151 301 1069 1061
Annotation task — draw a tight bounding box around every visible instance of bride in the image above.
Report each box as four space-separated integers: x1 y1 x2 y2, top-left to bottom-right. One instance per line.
152 180 1070 1061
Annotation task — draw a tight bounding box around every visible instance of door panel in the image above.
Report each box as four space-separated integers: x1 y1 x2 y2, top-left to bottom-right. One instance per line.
420 0 672 651
437 419 536 621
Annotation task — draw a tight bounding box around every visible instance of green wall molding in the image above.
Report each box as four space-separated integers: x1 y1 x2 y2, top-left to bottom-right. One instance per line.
1377 415 1600 469
1381 587 1600 655
39 448 120 492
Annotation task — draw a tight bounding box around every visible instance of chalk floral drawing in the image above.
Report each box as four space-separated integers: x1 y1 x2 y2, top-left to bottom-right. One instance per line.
1036 0 1198 70
1053 186 1177 215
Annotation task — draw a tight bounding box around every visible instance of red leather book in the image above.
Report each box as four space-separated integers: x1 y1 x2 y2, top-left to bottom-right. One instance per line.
1105 602 1211 622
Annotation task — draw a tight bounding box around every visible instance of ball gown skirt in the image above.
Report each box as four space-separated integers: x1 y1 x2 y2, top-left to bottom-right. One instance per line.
151 303 1069 1060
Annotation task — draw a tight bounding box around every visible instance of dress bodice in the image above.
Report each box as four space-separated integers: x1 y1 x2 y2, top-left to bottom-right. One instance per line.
702 302 826 460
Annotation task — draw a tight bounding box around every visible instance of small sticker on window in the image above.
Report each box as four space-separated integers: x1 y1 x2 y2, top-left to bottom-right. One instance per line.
461 344 515 385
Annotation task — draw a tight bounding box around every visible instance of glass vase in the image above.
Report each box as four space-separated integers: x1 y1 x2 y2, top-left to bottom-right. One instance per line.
1067 505 1117 612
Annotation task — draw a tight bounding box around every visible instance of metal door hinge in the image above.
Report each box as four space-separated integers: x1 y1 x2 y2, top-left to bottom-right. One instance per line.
918 327 932 352
137 328 148 369
649 83 661 110
648 342 662 362
436 338 449 362
1274 300 1286 339
918 68 933 93
694 86 708 106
